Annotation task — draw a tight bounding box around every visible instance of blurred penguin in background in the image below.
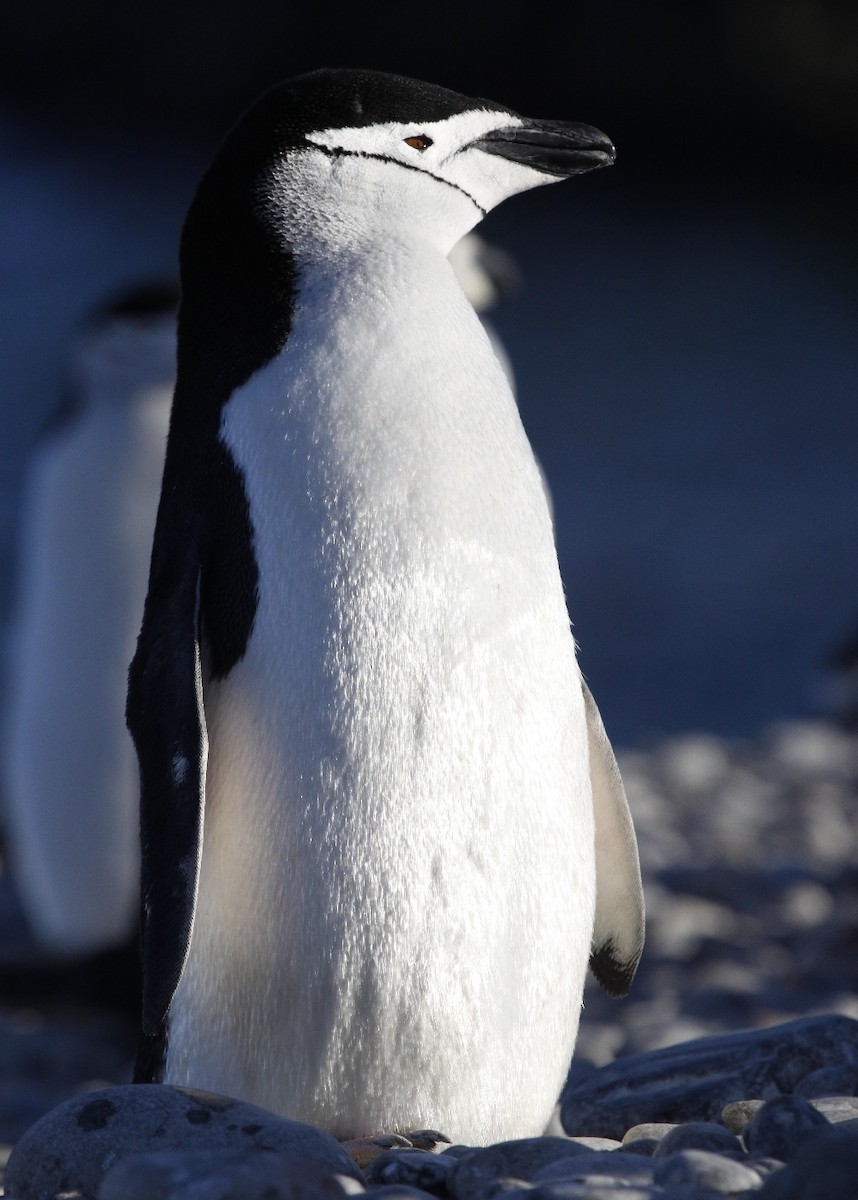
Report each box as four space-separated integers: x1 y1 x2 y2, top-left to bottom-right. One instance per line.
2 282 178 959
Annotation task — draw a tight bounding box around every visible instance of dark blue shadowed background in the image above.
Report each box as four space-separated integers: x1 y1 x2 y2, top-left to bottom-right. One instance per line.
1 0 856 746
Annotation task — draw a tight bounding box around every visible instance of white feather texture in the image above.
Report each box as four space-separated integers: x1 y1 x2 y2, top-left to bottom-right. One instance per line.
165 233 594 1142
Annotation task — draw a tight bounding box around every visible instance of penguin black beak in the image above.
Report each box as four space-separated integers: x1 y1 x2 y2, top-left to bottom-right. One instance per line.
471 119 615 177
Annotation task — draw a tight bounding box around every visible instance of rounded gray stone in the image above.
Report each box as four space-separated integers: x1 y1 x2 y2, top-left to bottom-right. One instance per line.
535 1148 654 1188
616 1138 659 1157
744 1094 831 1161
620 1123 676 1147
365 1149 454 1191
746 1156 786 1178
448 1138 593 1200
617 1123 675 1158
362 1188 436 1199
756 1127 858 1199
653 1148 763 1193
721 1099 766 1135
4 1084 364 1200
98 1147 363 1200
808 1095 858 1124
794 1067 858 1099
517 1184 661 1199
561 1015 858 1139
652 1120 744 1158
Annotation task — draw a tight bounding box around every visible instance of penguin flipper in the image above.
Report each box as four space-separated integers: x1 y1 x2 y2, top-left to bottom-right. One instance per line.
127 558 207 1045
583 679 645 996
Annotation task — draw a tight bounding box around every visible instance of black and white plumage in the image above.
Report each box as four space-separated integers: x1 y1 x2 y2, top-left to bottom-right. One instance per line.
127 69 643 1143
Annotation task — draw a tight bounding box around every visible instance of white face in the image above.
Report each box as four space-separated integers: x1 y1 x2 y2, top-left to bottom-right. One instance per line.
262 108 565 259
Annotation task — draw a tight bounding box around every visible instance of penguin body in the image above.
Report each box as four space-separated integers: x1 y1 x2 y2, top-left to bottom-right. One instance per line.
128 70 643 1143
3 285 176 952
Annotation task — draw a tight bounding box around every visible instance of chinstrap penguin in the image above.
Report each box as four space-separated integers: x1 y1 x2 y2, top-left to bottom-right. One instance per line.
3 283 177 955
127 69 644 1143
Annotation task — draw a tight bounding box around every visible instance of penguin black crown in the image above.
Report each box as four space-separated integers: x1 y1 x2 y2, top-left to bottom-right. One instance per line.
128 68 643 1144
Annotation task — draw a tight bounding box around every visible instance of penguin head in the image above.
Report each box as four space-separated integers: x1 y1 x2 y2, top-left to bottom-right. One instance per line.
191 69 615 263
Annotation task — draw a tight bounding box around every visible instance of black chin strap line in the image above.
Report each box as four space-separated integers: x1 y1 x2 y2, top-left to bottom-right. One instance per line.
312 144 487 217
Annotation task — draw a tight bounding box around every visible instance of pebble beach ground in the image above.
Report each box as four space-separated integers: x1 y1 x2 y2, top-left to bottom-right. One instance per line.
1 715 857 1197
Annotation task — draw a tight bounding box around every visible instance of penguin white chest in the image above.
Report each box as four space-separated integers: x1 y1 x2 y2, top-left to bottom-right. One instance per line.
166 255 595 1142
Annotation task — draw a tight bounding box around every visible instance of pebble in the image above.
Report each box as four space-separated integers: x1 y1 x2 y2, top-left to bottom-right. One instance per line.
98 1147 363 1200
806 1095 858 1123
756 1127 858 1199
561 1014 858 1138
365 1148 454 1192
721 1100 766 1134
617 1137 661 1157
793 1065 858 1098
621 1123 676 1147
743 1094 831 1161
3 1084 363 1200
652 1121 744 1157
501 1186 660 1199
534 1149 655 1187
745 1157 784 1180
652 1149 763 1193
447 1138 592 1200
361 1189 441 1200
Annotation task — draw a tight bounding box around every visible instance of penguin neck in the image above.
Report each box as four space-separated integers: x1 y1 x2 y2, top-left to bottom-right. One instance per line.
261 233 516 485
292 231 465 319
290 223 460 283
285 235 482 394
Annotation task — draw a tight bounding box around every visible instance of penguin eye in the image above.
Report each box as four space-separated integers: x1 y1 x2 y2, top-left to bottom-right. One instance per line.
403 134 433 152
